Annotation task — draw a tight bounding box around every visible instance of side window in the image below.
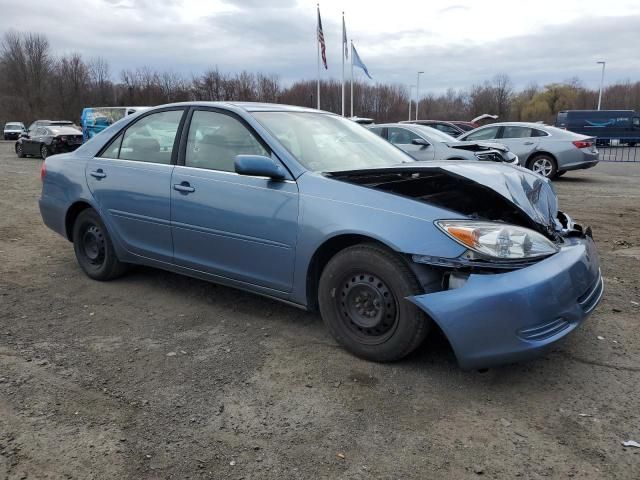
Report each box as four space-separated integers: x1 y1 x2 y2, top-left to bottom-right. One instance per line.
368 127 384 137
633 117 640 128
118 110 183 164
439 124 460 136
531 128 549 137
465 126 499 140
388 127 421 145
501 126 533 139
99 132 124 159
185 110 269 172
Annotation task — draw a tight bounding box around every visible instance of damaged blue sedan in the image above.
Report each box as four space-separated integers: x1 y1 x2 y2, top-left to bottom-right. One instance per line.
39 103 603 369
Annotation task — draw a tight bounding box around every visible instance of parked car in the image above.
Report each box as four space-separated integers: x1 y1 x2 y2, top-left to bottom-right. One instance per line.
81 106 150 142
349 116 375 125
4 122 26 140
400 120 466 137
26 120 75 135
16 124 83 159
458 122 599 178
370 123 518 164
39 102 602 369
555 110 640 146
450 121 477 132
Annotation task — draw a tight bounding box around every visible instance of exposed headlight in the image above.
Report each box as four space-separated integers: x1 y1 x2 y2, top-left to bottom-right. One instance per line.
436 220 558 259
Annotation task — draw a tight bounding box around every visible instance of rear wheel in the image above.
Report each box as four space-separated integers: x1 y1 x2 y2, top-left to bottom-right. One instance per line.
528 154 558 179
318 243 430 362
72 209 128 281
15 143 25 158
40 144 48 159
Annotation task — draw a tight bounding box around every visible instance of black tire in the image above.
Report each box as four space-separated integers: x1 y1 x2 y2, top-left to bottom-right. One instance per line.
72 209 128 281
15 143 25 158
527 154 558 179
40 144 48 159
318 243 430 362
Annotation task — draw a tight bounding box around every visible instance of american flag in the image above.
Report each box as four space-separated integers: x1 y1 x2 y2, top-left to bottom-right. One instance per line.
317 6 327 69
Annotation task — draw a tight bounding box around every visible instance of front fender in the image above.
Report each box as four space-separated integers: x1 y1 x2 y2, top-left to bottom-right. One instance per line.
289 172 467 306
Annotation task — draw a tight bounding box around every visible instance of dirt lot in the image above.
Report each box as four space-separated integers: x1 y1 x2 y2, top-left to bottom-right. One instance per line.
0 141 639 480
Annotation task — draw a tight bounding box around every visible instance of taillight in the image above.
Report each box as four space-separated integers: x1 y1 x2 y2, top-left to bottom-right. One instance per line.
40 161 46 182
572 140 593 149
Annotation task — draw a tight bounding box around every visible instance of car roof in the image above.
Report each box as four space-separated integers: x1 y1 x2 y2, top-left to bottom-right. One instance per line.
475 122 550 128
156 101 325 114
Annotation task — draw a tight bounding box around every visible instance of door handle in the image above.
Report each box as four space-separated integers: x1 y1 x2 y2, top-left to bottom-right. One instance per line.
173 182 195 193
523 141 534 145
90 169 107 179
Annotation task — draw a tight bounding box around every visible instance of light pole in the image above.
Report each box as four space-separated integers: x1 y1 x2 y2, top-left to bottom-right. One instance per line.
415 71 424 120
597 61 606 110
408 85 415 121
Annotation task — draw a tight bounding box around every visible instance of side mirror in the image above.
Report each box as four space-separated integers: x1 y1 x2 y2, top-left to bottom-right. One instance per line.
235 155 286 180
411 138 429 147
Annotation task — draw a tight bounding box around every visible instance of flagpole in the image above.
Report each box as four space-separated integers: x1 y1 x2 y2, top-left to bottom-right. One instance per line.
350 41 354 118
341 12 345 117
316 4 320 109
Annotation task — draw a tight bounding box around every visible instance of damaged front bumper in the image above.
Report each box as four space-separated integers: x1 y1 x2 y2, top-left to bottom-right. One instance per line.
408 235 603 369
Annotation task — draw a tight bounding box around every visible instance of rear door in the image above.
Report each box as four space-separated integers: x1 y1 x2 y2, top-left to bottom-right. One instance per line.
387 126 435 161
170 108 299 292
85 108 186 263
496 126 540 163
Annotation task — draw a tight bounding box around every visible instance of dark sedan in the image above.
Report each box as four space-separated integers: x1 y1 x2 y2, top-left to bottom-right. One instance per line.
16 124 83 159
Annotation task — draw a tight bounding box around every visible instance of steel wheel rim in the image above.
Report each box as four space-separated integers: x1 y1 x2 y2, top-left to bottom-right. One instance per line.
532 157 552 176
41 146 48 159
81 224 106 266
16 144 22 155
337 272 399 345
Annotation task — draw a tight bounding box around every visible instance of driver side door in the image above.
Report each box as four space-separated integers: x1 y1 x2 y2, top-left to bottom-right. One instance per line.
387 127 435 161
170 108 299 294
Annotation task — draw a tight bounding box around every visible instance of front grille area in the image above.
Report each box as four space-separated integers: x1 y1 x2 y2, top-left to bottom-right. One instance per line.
577 272 604 313
517 318 571 341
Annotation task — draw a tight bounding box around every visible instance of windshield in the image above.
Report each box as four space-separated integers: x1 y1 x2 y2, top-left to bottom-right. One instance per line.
6 123 22 129
252 112 413 172
412 125 458 143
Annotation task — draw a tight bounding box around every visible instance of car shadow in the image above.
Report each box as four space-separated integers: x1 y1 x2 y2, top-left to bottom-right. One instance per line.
120 265 564 380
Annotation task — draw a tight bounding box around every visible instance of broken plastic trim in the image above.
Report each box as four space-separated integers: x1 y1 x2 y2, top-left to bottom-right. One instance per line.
411 252 542 271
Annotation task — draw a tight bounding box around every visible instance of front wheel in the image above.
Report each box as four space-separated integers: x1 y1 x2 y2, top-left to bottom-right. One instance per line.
16 143 25 158
40 145 48 159
318 243 430 362
528 154 558 179
72 209 128 281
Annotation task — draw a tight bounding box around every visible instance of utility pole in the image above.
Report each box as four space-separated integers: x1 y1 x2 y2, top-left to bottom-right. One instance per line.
416 71 424 121
408 85 415 121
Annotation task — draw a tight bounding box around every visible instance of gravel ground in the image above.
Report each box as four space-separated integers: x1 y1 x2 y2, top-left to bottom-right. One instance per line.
1 141 639 479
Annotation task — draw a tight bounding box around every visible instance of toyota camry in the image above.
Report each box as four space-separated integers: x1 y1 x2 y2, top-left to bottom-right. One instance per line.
38 102 603 369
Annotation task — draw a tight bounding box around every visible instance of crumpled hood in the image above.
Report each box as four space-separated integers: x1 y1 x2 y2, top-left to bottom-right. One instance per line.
445 141 509 152
328 161 560 235
433 161 560 232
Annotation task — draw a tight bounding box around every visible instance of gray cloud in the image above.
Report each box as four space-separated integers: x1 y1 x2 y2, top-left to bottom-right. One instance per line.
0 1 636 93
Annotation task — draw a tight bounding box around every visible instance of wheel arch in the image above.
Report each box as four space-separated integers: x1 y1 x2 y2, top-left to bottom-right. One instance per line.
65 201 94 241
305 234 396 311
526 150 558 167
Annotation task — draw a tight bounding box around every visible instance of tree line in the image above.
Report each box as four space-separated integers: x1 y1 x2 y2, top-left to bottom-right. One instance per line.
1 31 639 128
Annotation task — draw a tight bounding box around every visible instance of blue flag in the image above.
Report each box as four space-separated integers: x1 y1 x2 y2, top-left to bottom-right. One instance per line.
351 43 372 79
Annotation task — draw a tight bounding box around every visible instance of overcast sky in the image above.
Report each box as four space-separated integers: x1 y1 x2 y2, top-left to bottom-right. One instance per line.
1 0 638 92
